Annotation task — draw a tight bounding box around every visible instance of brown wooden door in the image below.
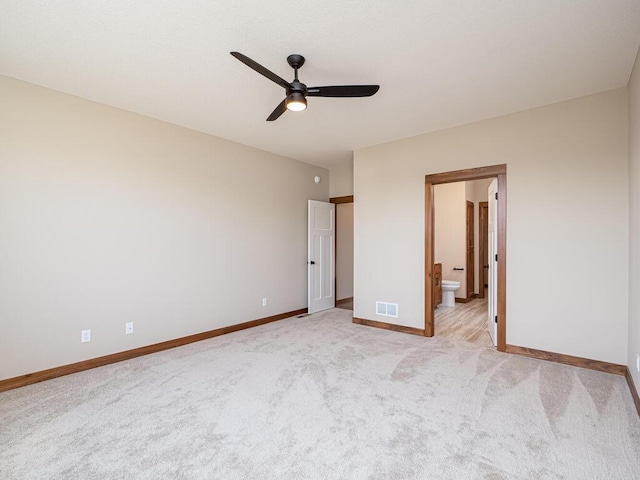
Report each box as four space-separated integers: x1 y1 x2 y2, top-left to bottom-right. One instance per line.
479 202 489 299
433 263 442 307
466 201 474 300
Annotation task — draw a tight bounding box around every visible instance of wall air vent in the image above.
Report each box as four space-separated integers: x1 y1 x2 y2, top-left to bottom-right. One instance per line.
376 301 398 318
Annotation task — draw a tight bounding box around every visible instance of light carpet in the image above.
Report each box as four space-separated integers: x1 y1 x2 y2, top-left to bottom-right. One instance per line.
1 308 639 479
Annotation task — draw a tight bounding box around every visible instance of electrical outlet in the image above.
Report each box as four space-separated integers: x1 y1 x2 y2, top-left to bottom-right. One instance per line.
125 322 134 335
636 354 639 373
81 329 91 343
262 298 267 307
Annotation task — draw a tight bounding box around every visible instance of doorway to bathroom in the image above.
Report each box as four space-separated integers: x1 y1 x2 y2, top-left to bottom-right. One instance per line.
424 164 507 352
431 180 493 347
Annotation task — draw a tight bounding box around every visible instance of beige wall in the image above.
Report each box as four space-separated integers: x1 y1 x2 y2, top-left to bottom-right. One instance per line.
434 183 467 298
629 48 640 395
0 76 329 380
336 203 354 300
354 88 629 364
330 163 354 198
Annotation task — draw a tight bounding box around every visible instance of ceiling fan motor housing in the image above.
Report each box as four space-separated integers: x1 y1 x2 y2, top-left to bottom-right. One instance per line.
288 80 307 96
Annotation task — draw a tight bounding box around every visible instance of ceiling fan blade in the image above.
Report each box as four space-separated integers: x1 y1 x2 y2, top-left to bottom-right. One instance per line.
266 99 288 121
307 85 380 97
230 52 291 90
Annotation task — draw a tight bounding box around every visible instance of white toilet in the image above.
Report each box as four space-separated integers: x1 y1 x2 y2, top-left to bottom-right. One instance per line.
441 280 461 307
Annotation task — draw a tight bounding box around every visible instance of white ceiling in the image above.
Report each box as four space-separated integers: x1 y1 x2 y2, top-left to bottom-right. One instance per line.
1 1 640 169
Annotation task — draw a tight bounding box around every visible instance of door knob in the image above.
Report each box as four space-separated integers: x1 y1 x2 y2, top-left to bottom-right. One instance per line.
308 261 315 265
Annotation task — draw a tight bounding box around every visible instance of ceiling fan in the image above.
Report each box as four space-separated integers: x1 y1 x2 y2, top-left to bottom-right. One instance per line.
230 52 380 121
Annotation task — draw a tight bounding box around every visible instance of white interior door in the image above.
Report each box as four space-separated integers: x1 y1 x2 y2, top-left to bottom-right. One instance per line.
488 179 498 346
308 200 335 314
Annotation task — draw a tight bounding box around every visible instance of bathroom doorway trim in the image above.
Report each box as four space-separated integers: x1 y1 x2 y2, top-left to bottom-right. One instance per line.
425 164 507 351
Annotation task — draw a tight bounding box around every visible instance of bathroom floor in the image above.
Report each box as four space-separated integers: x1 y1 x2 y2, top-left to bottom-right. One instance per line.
434 297 493 347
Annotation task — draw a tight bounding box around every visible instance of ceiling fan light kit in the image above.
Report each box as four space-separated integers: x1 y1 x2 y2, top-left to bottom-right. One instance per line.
230 51 379 121
286 92 307 112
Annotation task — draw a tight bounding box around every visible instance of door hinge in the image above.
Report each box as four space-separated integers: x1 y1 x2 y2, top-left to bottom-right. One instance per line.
495 254 498 261
494 315 498 324
495 192 498 200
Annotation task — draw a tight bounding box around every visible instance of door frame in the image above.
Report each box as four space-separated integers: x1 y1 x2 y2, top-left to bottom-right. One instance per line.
478 201 489 299
425 164 507 351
